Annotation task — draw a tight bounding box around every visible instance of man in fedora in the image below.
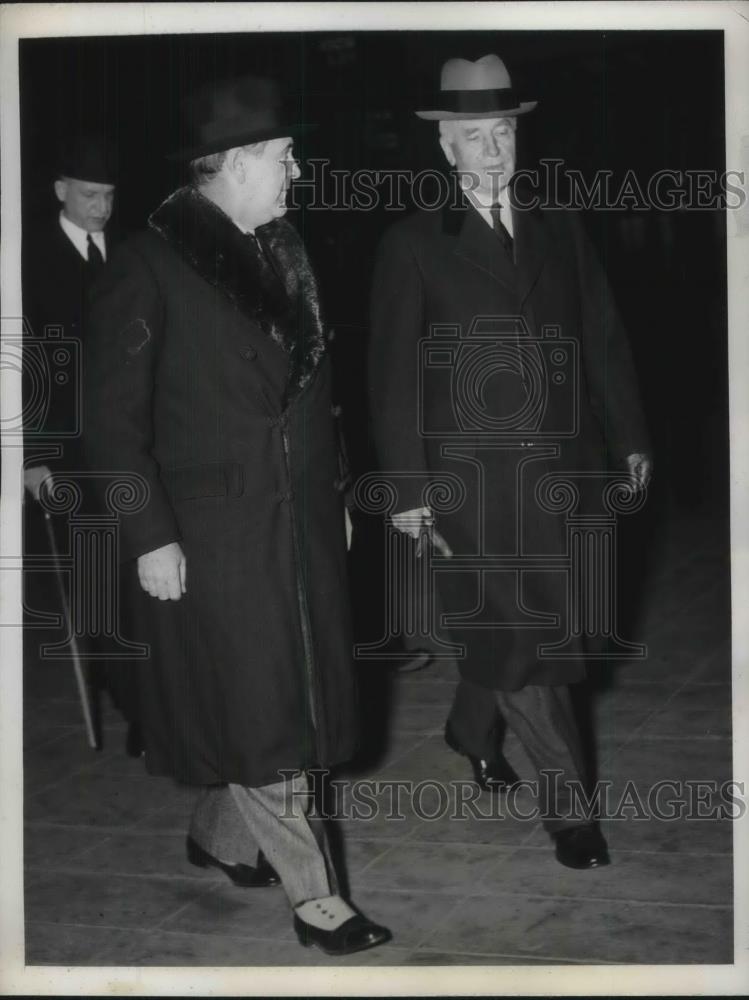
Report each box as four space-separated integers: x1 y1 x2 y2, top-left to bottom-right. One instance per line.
369 55 652 868
83 74 390 955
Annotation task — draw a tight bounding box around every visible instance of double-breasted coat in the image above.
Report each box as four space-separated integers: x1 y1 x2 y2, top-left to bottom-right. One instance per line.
84 186 358 787
368 189 650 691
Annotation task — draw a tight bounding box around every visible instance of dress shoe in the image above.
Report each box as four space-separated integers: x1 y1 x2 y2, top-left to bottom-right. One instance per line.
553 824 610 870
444 721 520 792
186 836 281 887
294 912 391 956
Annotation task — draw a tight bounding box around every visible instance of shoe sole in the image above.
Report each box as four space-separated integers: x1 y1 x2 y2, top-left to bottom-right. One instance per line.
296 933 391 956
555 854 611 870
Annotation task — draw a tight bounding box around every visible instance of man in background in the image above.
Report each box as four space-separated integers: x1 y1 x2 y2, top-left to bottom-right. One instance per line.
23 134 116 494
22 135 140 751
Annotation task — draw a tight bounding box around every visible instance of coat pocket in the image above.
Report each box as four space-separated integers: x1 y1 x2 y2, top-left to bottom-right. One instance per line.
161 462 244 501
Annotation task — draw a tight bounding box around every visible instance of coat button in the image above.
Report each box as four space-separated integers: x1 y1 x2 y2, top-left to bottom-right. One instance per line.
333 478 346 493
240 346 257 361
276 489 295 504
331 404 342 418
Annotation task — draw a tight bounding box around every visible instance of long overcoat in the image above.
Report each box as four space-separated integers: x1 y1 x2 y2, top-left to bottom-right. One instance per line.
85 186 358 787
22 219 114 469
368 190 650 691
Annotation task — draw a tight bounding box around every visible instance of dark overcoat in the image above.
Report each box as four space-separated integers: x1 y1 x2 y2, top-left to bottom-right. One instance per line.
368 191 650 691
23 217 100 341
84 186 358 787
22 219 113 468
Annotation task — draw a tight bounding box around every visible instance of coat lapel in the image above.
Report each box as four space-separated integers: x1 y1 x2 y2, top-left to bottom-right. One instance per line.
454 203 518 293
511 198 548 307
442 184 551 307
148 186 327 398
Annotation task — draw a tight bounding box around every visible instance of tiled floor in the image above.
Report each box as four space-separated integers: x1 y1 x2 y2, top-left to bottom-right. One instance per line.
22 509 734 966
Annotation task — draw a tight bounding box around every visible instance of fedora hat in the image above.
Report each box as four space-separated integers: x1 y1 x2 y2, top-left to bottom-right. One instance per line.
57 133 117 184
415 54 537 120
168 73 314 161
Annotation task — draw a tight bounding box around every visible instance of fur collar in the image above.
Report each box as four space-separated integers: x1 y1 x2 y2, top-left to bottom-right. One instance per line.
148 185 327 397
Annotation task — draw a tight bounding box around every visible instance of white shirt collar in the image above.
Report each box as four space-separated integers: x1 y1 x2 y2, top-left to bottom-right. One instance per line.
459 177 514 237
58 211 107 262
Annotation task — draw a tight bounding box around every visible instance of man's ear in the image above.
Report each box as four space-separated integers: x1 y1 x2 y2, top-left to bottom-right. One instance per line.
225 147 246 183
439 135 456 168
53 179 67 204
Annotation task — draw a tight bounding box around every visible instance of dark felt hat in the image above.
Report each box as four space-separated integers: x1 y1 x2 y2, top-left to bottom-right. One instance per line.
57 134 117 184
169 74 314 161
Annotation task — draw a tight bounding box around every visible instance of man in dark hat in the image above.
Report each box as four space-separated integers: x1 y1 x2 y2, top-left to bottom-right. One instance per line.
21 134 143 748
83 74 390 956
369 55 653 869
23 133 116 496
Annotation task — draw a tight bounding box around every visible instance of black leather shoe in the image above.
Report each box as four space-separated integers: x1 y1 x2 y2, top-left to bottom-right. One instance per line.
553 824 610 870
444 721 520 792
186 836 281 887
294 912 391 956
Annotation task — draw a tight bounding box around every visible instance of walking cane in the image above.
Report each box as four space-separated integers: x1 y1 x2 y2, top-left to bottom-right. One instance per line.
37 498 99 750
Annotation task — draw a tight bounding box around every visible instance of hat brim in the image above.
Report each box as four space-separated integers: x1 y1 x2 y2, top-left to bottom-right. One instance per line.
415 101 537 120
58 170 117 185
167 122 316 162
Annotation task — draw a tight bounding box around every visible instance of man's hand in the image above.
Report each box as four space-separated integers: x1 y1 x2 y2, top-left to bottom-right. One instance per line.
391 507 432 539
137 542 186 601
391 507 452 558
625 452 653 491
24 465 53 502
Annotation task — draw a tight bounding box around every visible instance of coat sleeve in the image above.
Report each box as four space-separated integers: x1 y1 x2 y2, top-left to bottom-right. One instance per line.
567 212 651 463
368 224 431 514
84 241 181 563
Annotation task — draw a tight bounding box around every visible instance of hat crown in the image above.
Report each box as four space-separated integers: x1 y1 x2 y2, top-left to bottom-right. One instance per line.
440 54 512 92
58 133 116 184
186 75 282 124
170 72 311 160
415 52 536 120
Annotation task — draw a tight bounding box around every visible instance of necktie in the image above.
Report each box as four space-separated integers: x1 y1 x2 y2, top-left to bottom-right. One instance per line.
87 234 104 271
490 202 514 260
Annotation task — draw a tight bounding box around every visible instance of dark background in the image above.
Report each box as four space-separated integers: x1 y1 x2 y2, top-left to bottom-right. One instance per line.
20 29 730 663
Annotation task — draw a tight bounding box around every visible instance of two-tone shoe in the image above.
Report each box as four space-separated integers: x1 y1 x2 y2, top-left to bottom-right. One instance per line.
294 912 391 956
